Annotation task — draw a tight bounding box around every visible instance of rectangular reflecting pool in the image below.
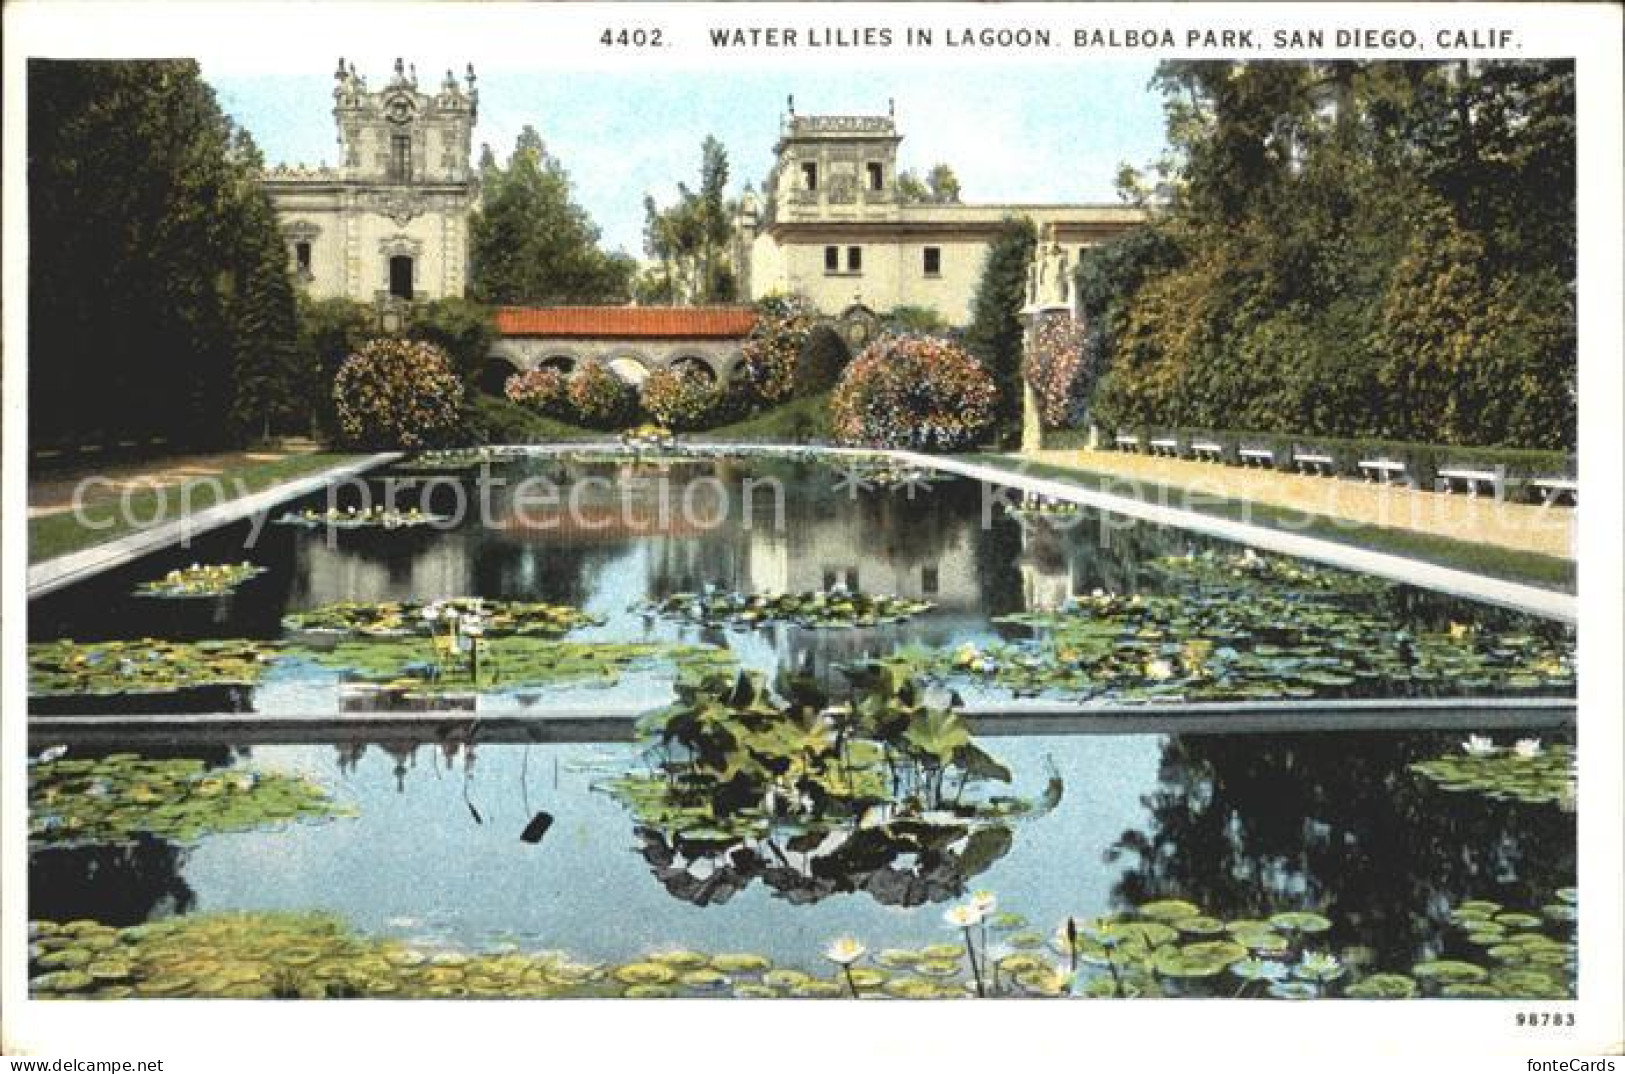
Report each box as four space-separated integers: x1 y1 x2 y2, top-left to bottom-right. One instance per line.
28 453 1575 715
28 727 1576 999
26 450 1579 1001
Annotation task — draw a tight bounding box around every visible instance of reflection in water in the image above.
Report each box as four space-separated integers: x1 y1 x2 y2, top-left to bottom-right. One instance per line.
1106 732 1576 966
635 821 1016 909
31 835 196 925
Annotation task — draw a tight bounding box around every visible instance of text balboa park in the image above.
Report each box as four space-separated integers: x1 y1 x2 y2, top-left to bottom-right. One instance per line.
708 25 1516 51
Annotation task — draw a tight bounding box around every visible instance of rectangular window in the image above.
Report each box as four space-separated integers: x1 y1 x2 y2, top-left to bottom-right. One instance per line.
295 242 312 272
844 567 860 591
390 134 412 181
824 246 840 273
801 161 818 191
921 566 939 595
866 162 884 191
923 247 941 276
846 246 862 273
822 569 837 591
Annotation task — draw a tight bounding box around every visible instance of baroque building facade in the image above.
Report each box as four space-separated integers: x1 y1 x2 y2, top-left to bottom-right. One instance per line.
734 101 1146 325
262 59 479 304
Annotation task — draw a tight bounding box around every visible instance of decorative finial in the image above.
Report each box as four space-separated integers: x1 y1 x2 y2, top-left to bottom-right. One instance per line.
335 57 346 80
409 63 417 86
394 57 405 78
787 93 795 116
466 63 477 87
888 97 895 117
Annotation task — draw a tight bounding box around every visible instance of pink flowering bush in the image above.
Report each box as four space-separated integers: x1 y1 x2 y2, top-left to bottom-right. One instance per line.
830 335 997 452
639 365 724 431
504 366 568 417
1023 313 1091 429
333 338 466 449
739 295 815 405
567 362 639 429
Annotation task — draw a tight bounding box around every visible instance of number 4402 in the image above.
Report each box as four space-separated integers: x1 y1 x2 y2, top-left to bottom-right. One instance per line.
601 28 664 47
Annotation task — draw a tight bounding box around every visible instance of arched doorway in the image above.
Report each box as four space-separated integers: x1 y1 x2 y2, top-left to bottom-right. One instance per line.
607 355 651 386
539 354 577 375
478 358 521 396
669 356 718 383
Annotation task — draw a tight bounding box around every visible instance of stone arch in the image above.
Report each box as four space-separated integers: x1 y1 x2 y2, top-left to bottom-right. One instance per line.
668 355 719 383
537 353 576 375
478 356 522 396
607 354 652 386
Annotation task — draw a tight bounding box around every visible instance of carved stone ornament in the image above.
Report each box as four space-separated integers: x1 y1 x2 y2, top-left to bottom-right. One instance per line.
378 189 426 225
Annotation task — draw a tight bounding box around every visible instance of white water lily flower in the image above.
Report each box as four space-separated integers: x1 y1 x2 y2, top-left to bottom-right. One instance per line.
1461 734 1497 756
1514 738 1543 758
944 903 984 929
422 605 443 623
1295 951 1344 983
1145 658 1175 681
970 890 998 916
824 936 866 966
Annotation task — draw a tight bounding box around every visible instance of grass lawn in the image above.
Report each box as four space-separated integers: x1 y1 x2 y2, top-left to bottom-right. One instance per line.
469 395 599 442
695 392 831 443
29 452 368 564
967 453 1576 593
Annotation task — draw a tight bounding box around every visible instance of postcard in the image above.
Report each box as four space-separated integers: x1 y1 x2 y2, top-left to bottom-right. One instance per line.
3 1 1620 1068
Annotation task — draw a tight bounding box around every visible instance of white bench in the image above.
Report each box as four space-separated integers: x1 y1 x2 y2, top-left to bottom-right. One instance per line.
1437 467 1500 497
1238 447 1275 468
1189 440 1223 461
1292 450 1335 476
1114 434 1141 452
1532 477 1577 506
1148 437 1180 457
1359 458 1408 484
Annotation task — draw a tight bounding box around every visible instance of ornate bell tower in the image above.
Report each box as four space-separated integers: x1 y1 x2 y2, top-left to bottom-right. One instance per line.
263 58 480 306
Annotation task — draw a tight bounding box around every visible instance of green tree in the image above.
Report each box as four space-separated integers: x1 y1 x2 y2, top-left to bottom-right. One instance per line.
30 60 301 449
962 217 1036 444
408 298 496 384
469 126 634 305
640 136 738 305
898 163 963 204
297 296 375 439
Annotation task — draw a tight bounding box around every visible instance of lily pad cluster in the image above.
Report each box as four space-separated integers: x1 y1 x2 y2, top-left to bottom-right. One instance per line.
135 562 267 599
275 505 449 530
642 587 933 630
606 663 1057 906
29 754 350 847
1149 549 1390 597
1412 893 1578 998
24 914 935 1000
1409 738 1576 808
938 581 1573 702
281 599 600 639
28 638 276 697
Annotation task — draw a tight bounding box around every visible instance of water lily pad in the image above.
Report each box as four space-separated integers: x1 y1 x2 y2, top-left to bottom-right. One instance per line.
914 960 962 979
711 953 771 975
678 969 728 990
1494 912 1543 929
1137 899 1202 921
875 949 922 969
1174 915 1226 935
1267 980 1319 999
919 944 963 961
1230 958 1290 982
1268 911 1332 934
1440 983 1501 998
1411 960 1488 984
732 984 778 999
1345 974 1418 998
614 962 677 986
622 984 674 998
883 976 940 999
648 949 707 969
791 979 845 998
763 969 811 990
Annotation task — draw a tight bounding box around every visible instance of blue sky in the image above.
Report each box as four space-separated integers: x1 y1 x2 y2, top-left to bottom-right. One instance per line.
209 60 1170 256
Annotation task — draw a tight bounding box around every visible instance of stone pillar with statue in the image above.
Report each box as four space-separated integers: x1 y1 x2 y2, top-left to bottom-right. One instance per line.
1019 224 1079 455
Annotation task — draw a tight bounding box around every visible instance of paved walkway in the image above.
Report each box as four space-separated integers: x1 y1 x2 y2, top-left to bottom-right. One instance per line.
28 445 319 519
1027 449 1575 561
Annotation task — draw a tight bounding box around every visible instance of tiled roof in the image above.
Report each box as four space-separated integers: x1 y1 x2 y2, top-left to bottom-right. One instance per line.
494 306 757 339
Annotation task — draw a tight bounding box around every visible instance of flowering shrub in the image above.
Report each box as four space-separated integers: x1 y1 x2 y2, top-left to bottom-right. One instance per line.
739 295 815 405
504 366 568 416
639 365 724 431
567 362 639 429
333 338 465 449
1023 313 1091 429
830 335 997 452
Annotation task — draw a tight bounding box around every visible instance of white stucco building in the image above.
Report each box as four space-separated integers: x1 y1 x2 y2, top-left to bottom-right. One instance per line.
262 58 479 304
735 102 1147 325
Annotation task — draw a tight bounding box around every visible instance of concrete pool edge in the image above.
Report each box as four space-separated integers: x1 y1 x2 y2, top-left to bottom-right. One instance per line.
26 452 403 600
28 696 1576 746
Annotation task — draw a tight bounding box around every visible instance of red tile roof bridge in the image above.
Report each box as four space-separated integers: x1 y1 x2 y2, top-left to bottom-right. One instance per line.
494 306 758 340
